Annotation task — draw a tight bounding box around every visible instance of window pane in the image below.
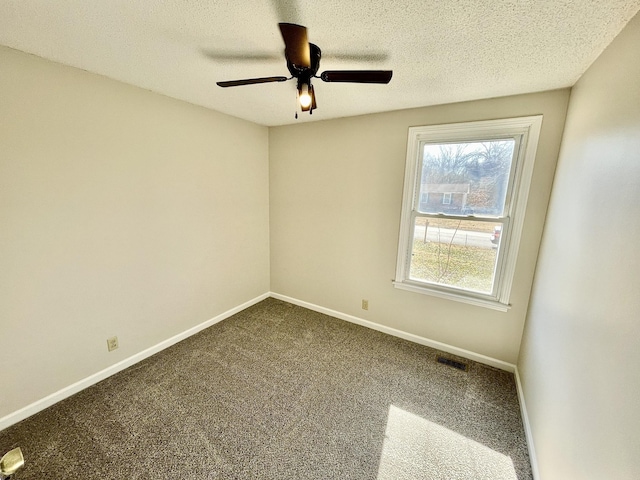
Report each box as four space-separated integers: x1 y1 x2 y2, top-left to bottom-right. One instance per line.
417 140 515 216
409 218 503 294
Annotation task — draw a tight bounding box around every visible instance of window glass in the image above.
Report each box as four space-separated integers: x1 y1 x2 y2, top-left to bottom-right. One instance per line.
409 217 503 294
418 140 515 216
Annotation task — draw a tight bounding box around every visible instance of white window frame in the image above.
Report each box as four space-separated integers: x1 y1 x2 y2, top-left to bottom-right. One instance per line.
393 116 543 311
442 192 452 205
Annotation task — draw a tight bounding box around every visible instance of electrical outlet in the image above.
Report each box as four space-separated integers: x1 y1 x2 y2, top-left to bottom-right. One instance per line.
362 299 369 310
107 336 119 352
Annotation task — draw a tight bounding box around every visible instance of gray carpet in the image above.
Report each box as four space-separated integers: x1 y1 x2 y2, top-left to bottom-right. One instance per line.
0 298 532 479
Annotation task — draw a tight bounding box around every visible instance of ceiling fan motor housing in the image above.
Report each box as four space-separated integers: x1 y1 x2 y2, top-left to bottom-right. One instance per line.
287 43 321 84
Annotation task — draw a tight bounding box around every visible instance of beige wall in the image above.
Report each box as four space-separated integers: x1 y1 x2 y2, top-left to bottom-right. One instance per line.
0 46 270 419
518 12 640 480
269 90 569 364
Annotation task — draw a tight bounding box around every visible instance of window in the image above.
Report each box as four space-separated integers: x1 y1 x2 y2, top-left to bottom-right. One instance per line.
394 116 542 311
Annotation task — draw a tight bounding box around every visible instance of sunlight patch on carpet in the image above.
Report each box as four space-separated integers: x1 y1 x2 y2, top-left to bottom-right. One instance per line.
377 405 517 480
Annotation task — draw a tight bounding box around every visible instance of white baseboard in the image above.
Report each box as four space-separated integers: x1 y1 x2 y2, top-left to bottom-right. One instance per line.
0 292 270 432
514 368 540 480
269 292 516 372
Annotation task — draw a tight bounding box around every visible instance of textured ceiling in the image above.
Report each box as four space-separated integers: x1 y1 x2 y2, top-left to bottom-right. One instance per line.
1 1 639 126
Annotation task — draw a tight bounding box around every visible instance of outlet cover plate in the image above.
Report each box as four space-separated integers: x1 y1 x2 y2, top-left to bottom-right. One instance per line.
107 336 119 352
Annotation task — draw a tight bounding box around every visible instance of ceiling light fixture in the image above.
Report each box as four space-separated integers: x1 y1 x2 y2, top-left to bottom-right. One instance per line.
298 82 312 110
217 23 392 120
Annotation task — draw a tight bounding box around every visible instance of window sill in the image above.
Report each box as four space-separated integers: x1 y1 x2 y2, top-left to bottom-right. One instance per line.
392 280 511 312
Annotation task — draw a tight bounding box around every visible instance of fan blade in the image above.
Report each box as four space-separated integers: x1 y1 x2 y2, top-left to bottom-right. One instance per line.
320 70 393 84
278 23 311 68
217 76 289 87
202 49 281 62
323 52 389 63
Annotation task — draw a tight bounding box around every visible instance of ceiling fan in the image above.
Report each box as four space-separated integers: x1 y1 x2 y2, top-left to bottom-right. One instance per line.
216 23 393 116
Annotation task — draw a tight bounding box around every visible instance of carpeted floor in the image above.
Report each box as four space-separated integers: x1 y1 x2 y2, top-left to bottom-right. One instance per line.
0 298 532 479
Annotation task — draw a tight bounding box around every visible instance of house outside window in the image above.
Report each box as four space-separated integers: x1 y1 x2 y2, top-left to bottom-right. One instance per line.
394 116 543 310
420 184 470 211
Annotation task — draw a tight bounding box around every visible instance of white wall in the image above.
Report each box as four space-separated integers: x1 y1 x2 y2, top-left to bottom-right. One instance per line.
269 90 569 364
518 12 640 480
0 46 270 420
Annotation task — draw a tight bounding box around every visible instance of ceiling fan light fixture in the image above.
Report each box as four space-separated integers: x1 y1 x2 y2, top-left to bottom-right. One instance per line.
310 84 317 110
298 83 312 109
